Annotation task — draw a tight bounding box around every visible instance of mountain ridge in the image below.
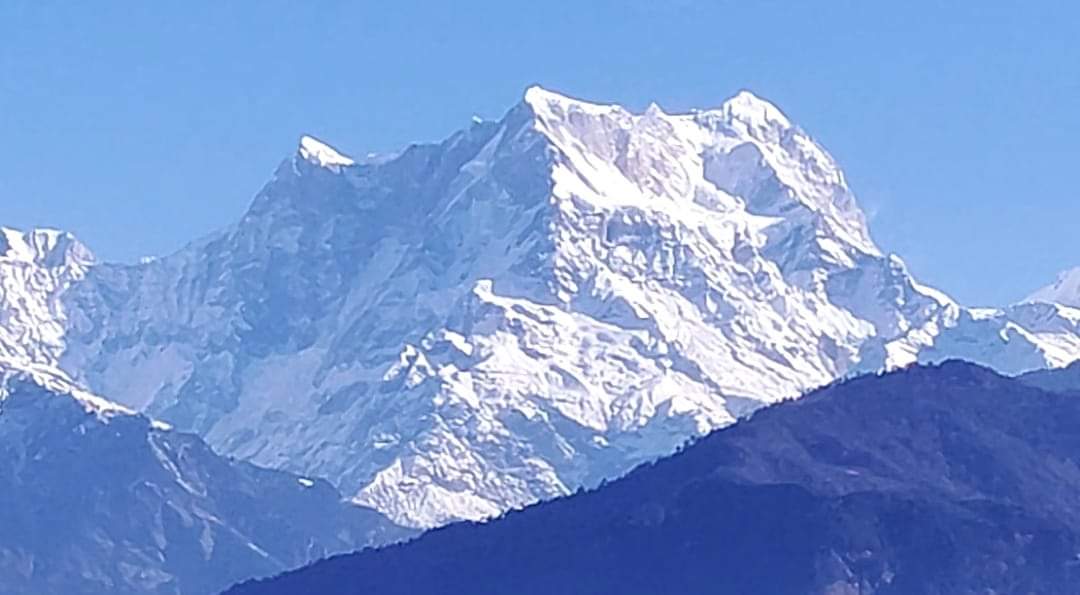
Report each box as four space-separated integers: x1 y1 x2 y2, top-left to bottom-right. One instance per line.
223 361 1080 595
1 86 1078 528
0 362 410 595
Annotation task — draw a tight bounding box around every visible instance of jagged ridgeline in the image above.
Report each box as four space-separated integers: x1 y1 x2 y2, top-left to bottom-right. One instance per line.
1 87 1078 535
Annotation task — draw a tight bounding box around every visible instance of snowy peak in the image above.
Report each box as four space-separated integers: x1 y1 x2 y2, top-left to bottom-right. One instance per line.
20 87 1080 533
297 134 355 169
522 85 623 116
0 227 94 370
699 103 874 256
520 85 877 259
522 85 792 130
1027 266 1080 308
716 89 793 138
0 226 94 270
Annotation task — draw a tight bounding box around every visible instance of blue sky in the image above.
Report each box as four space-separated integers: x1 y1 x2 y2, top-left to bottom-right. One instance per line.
1 0 1076 305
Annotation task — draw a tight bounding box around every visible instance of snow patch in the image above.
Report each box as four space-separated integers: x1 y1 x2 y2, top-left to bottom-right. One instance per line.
298 135 354 169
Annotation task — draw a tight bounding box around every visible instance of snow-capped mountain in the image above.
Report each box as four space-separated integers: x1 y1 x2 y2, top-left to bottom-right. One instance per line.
0 363 408 595
0 227 93 368
4 87 1079 529
1027 267 1080 308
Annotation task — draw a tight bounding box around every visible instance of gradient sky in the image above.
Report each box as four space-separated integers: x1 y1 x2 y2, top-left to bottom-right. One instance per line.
1 0 1077 306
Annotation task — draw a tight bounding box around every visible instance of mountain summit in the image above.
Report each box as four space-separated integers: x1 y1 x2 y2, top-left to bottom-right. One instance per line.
2 87 1078 528
1027 266 1080 308
297 135 355 169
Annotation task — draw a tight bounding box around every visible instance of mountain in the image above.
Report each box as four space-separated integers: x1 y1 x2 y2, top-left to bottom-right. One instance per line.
3 88 1079 529
0 363 409 595
1028 267 1080 308
225 361 1080 595
0 227 93 368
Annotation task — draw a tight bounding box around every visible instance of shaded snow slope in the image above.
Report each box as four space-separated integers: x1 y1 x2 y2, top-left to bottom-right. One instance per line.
0 362 408 595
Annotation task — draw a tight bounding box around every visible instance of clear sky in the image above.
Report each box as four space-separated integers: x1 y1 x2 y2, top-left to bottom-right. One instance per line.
1 0 1076 306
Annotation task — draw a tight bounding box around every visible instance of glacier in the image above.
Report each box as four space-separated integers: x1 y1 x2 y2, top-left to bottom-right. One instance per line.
2 87 1079 529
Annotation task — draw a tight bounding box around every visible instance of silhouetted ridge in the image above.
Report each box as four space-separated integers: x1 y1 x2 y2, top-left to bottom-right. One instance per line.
227 361 1080 595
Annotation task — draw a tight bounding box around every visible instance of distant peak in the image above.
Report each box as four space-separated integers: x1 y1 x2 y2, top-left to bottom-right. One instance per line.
718 90 792 131
298 135 355 169
1025 266 1080 308
522 85 621 116
522 85 572 106
523 86 791 131
0 226 94 269
1057 266 1080 281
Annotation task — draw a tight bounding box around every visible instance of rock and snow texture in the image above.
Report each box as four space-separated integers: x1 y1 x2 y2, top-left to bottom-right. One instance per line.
2 87 1079 529
0 227 93 367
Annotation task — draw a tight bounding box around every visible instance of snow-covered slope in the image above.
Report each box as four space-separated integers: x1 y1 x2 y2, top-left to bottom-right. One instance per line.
0 227 93 367
4 88 1079 528
1027 267 1080 308
0 360 408 595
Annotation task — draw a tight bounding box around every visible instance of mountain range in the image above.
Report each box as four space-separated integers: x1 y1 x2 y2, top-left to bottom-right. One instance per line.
225 360 1080 595
3 88 1080 535
2 87 1075 530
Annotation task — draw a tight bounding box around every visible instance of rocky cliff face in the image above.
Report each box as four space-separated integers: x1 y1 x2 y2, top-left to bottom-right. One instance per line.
3 88 1078 528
